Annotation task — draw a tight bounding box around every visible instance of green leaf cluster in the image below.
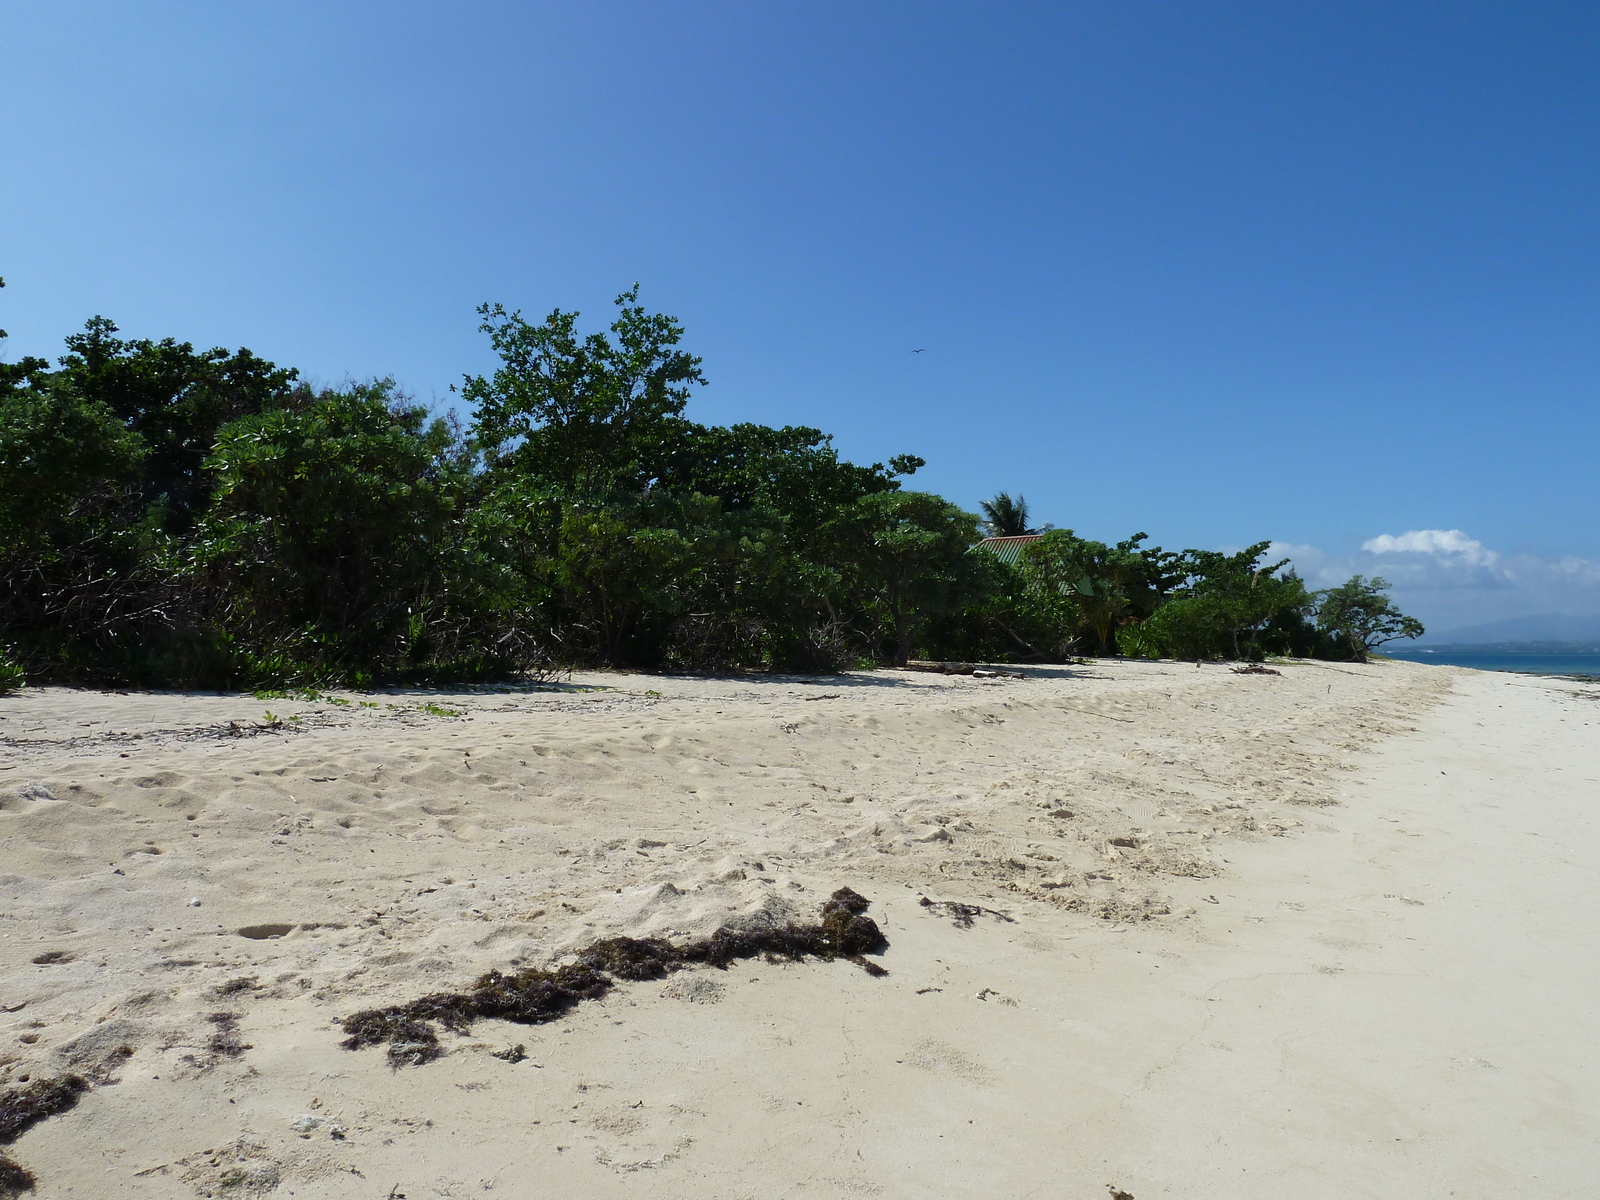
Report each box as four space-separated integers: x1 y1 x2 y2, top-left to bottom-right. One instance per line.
964 527 1420 664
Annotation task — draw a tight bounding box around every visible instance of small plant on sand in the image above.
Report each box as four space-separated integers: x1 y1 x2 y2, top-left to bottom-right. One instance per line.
1114 622 1161 660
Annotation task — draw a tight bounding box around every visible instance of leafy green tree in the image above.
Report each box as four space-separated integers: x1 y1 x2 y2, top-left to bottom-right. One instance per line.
922 550 1081 662
0 376 148 557
1017 530 1177 654
458 291 946 673
1176 545 1294 658
1 295 157 677
53 317 298 529
462 286 704 496
1252 571 1335 658
850 491 983 665
0 279 54 398
192 380 464 679
659 423 908 530
1131 544 1316 661
545 500 692 664
658 422 922 666
0 276 42 384
979 492 1032 537
465 418 919 671
1316 575 1423 662
549 493 796 668
0 369 155 675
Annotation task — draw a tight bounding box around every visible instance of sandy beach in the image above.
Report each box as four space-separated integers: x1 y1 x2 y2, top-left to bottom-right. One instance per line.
2 659 1597 1198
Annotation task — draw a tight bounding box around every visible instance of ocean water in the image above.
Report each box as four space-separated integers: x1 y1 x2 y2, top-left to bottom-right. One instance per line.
1383 646 1600 678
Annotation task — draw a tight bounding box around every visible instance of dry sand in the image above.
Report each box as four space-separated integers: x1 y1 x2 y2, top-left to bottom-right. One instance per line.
1 659 1596 1197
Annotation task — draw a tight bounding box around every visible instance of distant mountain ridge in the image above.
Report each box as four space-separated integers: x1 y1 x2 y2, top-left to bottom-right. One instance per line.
1417 612 1600 645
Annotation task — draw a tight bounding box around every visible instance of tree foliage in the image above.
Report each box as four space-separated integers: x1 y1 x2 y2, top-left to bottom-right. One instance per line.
190 380 467 680
979 492 1032 537
0 289 1423 686
461 286 703 494
850 491 983 665
1316 575 1424 661
56 318 299 529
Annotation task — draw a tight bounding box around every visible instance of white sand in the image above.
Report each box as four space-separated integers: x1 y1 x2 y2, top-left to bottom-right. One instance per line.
2 660 1596 1197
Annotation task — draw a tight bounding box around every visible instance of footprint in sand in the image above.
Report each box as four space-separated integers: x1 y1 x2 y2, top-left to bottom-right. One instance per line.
236 924 295 940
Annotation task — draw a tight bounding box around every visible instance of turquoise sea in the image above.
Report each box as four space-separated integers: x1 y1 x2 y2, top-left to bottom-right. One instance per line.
1383 645 1600 678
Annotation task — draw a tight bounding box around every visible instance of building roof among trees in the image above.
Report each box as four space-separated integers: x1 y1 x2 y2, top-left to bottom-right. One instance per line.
976 534 1043 565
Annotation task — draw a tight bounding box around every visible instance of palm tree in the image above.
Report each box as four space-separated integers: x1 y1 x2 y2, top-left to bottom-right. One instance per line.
980 492 1032 537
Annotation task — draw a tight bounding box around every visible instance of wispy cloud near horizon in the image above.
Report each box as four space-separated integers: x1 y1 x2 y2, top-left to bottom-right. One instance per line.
1267 529 1600 633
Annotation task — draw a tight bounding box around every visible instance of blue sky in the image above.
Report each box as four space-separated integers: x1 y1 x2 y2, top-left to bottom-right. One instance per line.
3 2 1598 631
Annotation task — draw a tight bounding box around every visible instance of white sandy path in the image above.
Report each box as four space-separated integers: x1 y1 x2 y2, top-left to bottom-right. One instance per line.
1051 668 1600 1199
2 664 1597 1197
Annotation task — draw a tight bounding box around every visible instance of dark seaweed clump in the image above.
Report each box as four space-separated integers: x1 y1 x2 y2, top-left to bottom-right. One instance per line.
0 1075 88 1145
341 887 888 1067
205 1012 252 1059
212 975 260 998
0 1153 36 1194
0 1074 90 1194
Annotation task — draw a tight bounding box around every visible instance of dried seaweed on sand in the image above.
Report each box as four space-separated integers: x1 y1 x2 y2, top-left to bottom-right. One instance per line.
340 887 888 1067
0 1074 90 1196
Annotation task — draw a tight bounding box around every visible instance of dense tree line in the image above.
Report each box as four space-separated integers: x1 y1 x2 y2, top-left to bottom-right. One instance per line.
0 283 1420 688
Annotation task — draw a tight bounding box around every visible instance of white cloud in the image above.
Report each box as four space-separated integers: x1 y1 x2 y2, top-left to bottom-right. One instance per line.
1266 529 1600 633
1361 529 1497 565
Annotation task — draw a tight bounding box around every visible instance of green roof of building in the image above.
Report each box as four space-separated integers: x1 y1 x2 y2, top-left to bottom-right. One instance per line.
975 534 1043 565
